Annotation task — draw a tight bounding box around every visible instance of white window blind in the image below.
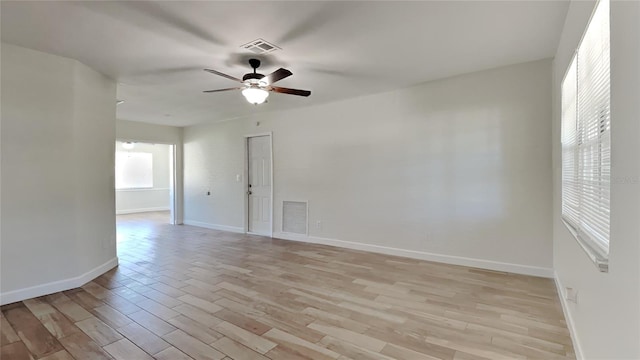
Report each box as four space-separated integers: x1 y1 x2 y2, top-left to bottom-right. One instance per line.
561 0 610 262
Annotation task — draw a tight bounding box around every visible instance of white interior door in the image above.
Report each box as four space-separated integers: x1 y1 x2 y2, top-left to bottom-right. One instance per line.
247 136 272 235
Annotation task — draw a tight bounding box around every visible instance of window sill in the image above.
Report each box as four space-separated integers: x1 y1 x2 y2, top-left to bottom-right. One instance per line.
562 219 609 273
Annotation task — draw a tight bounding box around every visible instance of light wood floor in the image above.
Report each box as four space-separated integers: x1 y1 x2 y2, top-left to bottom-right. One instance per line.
1 211 575 359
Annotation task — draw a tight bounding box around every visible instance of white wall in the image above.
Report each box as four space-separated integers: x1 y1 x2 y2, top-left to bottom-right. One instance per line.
115 141 171 214
184 59 554 276
1 43 118 304
116 119 184 223
552 1 640 358
116 119 182 145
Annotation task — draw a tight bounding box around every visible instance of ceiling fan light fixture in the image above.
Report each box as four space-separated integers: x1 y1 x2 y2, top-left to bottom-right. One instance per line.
242 87 269 105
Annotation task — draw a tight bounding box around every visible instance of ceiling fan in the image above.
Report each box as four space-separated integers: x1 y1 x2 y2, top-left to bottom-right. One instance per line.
203 59 311 105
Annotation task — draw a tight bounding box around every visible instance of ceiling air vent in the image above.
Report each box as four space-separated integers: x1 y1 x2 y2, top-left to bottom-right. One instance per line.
241 38 281 54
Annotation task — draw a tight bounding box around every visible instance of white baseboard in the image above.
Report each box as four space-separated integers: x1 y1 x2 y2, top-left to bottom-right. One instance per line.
273 232 554 278
116 206 170 215
178 222 554 277
183 220 244 234
554 273 584 360
0 257 119 305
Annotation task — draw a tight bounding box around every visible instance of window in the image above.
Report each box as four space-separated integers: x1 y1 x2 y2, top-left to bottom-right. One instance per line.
115 152 153 189
561 0 610 271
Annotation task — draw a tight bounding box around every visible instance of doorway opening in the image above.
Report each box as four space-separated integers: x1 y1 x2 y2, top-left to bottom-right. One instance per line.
245 133 273 236
114 140 177 225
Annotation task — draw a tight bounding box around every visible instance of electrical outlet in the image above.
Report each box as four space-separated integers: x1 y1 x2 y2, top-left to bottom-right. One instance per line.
316 221 322 230
565 287 578 303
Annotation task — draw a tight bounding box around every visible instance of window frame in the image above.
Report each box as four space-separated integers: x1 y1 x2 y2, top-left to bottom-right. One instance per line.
560 0 610 273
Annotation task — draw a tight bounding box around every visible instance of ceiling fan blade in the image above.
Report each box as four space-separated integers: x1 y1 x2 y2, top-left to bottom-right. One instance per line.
263 68 292 85
269 86 311 97
203 87 243 93
203 69 243 83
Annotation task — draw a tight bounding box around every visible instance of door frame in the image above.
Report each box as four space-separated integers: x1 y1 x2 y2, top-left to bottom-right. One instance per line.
115 138 180 225
243 132 274 237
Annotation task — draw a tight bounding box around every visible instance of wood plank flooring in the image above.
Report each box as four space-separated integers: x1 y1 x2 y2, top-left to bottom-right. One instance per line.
1 211 575 359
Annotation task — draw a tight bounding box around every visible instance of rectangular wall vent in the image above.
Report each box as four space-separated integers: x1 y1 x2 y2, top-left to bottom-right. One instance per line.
282 201 307 235
241 38 281 54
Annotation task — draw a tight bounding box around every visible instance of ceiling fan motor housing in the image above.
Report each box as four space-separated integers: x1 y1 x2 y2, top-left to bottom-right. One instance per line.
243 73 265 82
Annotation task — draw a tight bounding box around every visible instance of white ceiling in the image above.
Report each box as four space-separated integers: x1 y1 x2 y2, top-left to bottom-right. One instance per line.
1 1 569 127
